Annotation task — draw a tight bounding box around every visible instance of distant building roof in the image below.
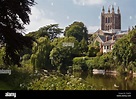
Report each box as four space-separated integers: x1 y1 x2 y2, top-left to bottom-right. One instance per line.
98 35 112 42
103 39 115 46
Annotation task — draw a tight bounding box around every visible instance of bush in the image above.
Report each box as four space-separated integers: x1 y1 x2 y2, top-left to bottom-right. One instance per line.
22 54 31 61
73 57 88 71
27 72 95 90
97 52 103 56
117 65 127 75
86 60 93 70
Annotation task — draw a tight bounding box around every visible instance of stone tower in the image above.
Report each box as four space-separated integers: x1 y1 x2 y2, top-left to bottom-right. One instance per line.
101 5 121 31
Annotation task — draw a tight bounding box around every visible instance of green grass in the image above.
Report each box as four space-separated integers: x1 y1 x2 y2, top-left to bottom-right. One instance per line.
0 81 13 90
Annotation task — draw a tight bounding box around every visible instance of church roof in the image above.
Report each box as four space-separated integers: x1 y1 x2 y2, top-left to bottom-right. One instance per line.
98 34 112 42
103 39 115 46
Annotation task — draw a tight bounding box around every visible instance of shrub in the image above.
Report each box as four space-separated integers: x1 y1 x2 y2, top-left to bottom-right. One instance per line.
73 57 88 71
27 72 95 90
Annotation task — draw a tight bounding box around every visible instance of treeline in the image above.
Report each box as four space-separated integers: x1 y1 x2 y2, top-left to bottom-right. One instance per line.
1 22 136 74
23 22 101 73
1 21 136 90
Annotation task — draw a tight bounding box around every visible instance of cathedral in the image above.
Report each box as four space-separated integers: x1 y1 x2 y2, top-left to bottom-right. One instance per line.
101 5 121 31
94 5 128 53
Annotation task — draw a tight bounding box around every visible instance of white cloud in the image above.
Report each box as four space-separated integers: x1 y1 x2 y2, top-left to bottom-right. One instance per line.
129 16 132 20
73 0 105 6
25 7 57 33
88 25 100 33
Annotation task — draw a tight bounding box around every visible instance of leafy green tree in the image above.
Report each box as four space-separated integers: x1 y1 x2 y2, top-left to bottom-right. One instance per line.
0 0 36 66
88 34 97 45
31 37 52 71
26 24 63 41
73 57 88 71
0 47 5 68
50 37 80 72
87 45 99 57
64 21 88 42
79 37 88 56
112 28 136 70
51 37 64 48
98 53 114 70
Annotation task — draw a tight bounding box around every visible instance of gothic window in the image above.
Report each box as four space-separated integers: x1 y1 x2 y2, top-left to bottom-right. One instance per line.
107 46 109 49
104 46 106 49
106 17 108 23
108 17 110 23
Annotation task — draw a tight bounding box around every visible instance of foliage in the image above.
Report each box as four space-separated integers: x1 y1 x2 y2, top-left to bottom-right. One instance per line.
64 21 88 42
27 72 95 90
22 54 31 61
0 81 13 90
50 37 80 72
51 37 64 47
98 53 114 70
21 54 31 67
26 24 63 41
112 28 136 68
0 66 33 90
94 41 100 47
96 52 103 56
127 61 136 72
88 34 97 45
73 53 115 71
0 47 5 68
31 37 53 71
73 57 88 71
79 38 88 56
0 0 36 66
87 45 99 57
85 60 94 70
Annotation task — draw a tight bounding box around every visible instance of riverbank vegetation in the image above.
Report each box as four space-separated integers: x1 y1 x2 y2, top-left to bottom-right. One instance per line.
0 24 136 90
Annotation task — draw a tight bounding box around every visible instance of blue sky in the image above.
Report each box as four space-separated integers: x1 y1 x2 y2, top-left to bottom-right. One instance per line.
25 0 136 33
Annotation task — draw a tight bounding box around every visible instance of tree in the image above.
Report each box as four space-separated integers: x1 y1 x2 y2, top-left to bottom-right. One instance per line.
79 37 88 56
26 24 63 41
64 21 88 42
30 37 52 71
112 28 136 70
0 0 36 66
50 37 80 72
87 45 99 57
0 47 5 68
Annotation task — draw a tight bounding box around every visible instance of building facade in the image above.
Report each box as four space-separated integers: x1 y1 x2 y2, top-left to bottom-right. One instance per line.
93 6 128 53
101 5 121 31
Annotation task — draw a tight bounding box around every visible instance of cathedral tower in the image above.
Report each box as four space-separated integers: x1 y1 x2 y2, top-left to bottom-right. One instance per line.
101 5 121 31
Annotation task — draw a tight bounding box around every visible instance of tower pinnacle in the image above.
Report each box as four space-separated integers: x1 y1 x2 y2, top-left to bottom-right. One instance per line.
112 5 114 13
102 6 105 13
117 6 120 14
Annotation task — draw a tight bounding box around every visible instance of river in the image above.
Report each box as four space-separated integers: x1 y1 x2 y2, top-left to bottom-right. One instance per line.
73 71 136 90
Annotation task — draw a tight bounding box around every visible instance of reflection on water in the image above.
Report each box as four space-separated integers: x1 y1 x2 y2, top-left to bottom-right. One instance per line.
73 71 136 90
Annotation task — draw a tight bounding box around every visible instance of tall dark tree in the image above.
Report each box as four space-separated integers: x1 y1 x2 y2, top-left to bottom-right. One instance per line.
0 0 36 66
26 24 63 41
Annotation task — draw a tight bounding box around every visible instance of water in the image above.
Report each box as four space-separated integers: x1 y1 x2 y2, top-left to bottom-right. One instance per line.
73 71 136 90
